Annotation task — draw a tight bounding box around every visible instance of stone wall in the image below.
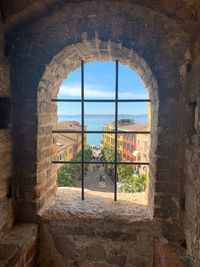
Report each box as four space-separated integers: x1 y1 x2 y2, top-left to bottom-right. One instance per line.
184 36 200 266
0 15 14 231
155 241 193 266
40 219 155 267
39 188 158 267
0 0 200 265
38 188 193 267
0 224 38 267
1 0 199 29
4 1 191 246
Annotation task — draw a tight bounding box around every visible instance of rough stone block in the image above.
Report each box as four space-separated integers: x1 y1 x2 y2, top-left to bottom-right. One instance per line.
0 244 20 267
155 243 193 267
0 224 38 267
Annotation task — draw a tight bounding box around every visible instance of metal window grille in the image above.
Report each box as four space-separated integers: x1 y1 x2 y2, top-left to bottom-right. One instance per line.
52 60 150 201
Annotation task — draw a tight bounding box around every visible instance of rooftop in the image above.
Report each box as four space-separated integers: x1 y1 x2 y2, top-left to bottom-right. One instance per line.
103 122 149 132
56 134 77 152
57 121 87 131
57 120 82 131
118 123 148 132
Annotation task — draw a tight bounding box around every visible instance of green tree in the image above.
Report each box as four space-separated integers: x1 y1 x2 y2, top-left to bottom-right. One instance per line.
123 174 147 193
102 146 134 181
132 174 146 192
84 148 93 162
57 148 92 187
57 165 80 187
101 146 122 170
72 148 92 163
117 164 132 183
123 176 135 193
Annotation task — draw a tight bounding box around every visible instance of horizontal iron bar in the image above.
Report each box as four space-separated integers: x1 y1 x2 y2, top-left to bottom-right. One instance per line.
106 131 150 134
117 131 150 134
52 99 81 102
53 130 82 133
51 99 151 102
52 161 149 165
53 130 150 134
119 99 151 102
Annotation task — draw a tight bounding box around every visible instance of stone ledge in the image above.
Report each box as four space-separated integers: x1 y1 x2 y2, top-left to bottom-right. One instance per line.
39 187 152 223
38 188 158 266
39 187 160 267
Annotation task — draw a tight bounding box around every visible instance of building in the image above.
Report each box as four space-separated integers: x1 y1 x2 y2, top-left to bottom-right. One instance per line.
56 134 77 167
1 1 199 266
102 121 149 174
118 123 137 163
57 121 87 153
119 123 149 174
102 121 123 156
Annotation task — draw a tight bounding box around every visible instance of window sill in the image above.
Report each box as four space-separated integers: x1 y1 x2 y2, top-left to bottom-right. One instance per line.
39 187 152 222
38 188 156 266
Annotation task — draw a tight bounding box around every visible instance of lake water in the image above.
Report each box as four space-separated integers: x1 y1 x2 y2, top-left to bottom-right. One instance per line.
58 115 148 147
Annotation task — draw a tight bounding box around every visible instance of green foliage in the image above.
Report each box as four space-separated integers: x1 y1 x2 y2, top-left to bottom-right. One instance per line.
84 148 93 162
123 174 146 193
57 148 92 187
71 148 92 163
123 176 135 193
132 174 146 192
57 166 79 187
101 146 122 169
101 146 146 193
117 164 132 182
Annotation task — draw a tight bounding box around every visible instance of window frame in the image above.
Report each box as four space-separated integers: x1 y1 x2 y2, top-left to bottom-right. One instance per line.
52 60 150 201
143 139 148 153
137 138 140 147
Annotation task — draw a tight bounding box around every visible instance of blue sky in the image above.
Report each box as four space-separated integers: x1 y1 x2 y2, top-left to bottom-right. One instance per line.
57 61 148 115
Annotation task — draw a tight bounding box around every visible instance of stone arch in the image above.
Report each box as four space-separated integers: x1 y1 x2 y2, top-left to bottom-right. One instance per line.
6 0 190 242
37 39 158 213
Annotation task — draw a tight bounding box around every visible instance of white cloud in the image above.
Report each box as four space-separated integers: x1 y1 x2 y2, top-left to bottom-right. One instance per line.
59 84 81 96
59 84 147 99
59 84 114 98
118 92 147 98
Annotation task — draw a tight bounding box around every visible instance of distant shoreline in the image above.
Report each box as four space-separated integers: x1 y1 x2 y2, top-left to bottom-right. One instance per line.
58 114 148 118
57 114 148 147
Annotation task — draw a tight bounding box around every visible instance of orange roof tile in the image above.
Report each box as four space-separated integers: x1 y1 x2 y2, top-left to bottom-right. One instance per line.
118 123 148 131
57 121 82 131
56 134 77 152
57 121 87 131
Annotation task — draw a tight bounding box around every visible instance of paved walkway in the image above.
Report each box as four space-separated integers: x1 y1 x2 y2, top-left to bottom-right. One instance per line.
76 164 114 192
76 147 114 192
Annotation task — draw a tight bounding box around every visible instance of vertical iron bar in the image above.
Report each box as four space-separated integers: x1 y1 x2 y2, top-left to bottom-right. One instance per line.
114 60 119 201
81 60 84 200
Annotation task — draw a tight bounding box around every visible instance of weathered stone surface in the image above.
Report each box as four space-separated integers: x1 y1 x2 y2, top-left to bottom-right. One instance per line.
155 242 193 267
39 188 157 267
182 33 200 265
39 188 152 221
0 16 13 231
184 36 200 266
0 0 199 265
0 224 38 267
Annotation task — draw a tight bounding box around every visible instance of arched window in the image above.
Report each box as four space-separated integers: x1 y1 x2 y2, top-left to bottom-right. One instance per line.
52 60 150 200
